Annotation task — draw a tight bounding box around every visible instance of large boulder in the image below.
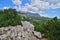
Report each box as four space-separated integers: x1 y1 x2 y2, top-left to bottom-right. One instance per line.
0 21 42 40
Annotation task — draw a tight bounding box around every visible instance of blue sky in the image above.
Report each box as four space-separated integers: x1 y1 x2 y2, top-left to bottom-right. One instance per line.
43 8 60 18
0 0 60 18
0 0 30 9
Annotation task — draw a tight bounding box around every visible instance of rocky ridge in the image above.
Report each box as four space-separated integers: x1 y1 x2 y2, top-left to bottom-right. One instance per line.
0 21 43 40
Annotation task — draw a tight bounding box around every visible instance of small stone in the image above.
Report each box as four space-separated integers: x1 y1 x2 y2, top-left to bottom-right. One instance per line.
33 31 42 38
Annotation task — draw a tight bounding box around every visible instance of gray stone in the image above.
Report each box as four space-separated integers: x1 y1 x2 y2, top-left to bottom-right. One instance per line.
0 21 42 40
33 31 42 38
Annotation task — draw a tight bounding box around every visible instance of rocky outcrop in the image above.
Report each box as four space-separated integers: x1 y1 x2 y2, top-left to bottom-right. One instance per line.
0 21 42 40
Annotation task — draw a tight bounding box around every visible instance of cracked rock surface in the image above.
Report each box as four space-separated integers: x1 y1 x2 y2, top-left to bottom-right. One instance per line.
0 21 42 40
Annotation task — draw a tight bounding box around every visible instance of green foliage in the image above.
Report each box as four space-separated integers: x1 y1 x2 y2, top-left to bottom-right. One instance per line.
34 17 60 40
0 9 22 27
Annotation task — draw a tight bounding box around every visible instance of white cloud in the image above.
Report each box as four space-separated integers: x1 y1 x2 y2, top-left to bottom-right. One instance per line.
50 3 60 9
38 11 49 17
41 0 60 4
3 7 9 9
12 0 21 5
12 0 60 12
28 6 39 13
20 0 50 13
31 0 60 10
12 0 60 17
25 0 60 17
12 0 22 11
40 0 60 9
20 6 28 12
31 0 49 10
40 13 49 17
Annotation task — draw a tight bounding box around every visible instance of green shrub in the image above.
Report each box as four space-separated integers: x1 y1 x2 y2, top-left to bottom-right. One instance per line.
34 17 60 40
0 9 22 27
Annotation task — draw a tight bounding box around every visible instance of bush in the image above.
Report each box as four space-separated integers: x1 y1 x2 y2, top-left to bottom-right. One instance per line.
0 9 22 27
34 17 60 40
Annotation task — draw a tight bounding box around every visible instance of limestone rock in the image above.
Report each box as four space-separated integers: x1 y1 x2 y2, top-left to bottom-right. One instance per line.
0 21 42 40
33 31 42 38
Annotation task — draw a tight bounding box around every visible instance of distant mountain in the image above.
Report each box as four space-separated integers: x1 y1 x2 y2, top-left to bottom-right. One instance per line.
17 12 40 17
27 13 40 17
